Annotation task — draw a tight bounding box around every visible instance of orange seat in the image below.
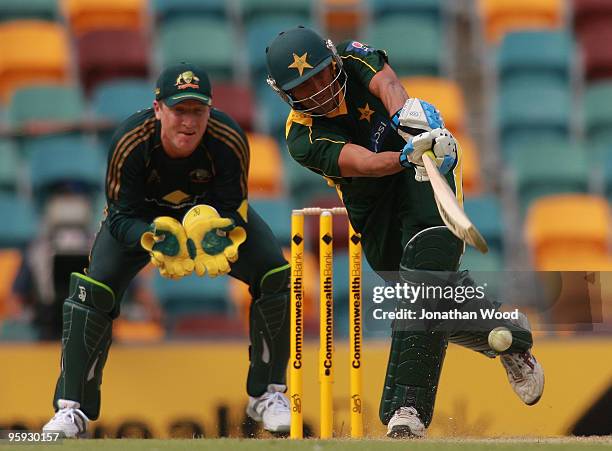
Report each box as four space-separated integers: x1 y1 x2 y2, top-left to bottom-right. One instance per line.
400 77 467 134
454 132 482 196
320 0 366 37
62 0 147 35
525 194 611 269
247 133 284 198
0 20 70 104
0 250 23 319
478 0 564 44
112 319 165 343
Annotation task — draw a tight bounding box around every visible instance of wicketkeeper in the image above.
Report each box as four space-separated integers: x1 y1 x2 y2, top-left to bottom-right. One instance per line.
42 63 292 437
265 26 544 438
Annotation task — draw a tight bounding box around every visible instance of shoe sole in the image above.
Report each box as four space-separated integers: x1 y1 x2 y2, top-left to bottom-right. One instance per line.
387 425 422 439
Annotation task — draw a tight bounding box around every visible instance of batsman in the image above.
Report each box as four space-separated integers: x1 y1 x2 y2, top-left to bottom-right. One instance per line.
42 63 292 437
265 27 545 438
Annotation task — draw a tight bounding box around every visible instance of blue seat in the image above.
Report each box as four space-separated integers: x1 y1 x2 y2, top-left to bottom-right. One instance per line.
27 135 105 202
0 139 20 192
157 18 235 81
0 192 37 248
368 0 443 22
239 0 311 24
367 16 444 76
459 247 504 299
256 81 291 142
498 80 571 150
584 81 612 156
284 155 336 207
152 0 227 24
249 197 292 247
92 78 153 123
8 84 85 128
604 151 612 203
497 30 574 88
153 272 233 317
463 195 504 254
0 0 58 22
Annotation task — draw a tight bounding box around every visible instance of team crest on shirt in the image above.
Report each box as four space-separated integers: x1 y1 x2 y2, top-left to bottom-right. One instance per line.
190 168 212 183
175 71 200 90
347 41 374 54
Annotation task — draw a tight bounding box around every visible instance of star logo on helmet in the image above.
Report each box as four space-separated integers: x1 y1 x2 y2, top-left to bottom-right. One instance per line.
358 103 374 123
288 52 313 76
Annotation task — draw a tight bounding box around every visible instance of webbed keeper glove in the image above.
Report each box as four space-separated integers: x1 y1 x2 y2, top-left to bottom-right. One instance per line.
182 204 247 277
141 217 195 279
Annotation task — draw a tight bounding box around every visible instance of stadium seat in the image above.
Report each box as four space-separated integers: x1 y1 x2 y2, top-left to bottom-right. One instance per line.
604 152 612 203
0 140 20 192
455 132 482 196
239 0 311 24
320 0 366 37
463 195 504 254
478 0 564 44
27 135 105 202
0 249 22 318
367 16 443 77
76 30 149 94
285 154 336 206
0 193 37 248
152 272 233 317
0 0 58 22
171 313 246 339
368 0 443 23
572 0 612 39
575 21 612 81
246 132 284 197
460 247 504 271
510 144 589 213
497 30 574 88
584 82 612 152
62 0 147 35
400 77 467 134
92 78 153 124
7 84 85 130
524 194 610 268
255 81 292 142
0 320 39 341
157 18 235 81
249 197 292 246
0 20 70 104
497 81 571 150
113 319 165 342
152 0 227 25
212 83 255 132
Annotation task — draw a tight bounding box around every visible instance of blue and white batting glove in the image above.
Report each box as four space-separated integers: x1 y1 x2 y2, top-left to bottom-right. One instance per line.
399 128 458 182
391 98 445 143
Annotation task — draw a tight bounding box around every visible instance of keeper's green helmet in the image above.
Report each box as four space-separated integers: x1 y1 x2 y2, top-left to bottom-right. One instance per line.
265 26 346 116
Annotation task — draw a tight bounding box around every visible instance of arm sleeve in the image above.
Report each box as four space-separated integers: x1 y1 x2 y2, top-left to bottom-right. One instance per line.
207 118 250 227
338 40 388 88
104 139 151 248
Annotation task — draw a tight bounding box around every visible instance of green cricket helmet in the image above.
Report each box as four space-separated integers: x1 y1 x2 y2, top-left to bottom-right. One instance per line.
265 26 346 116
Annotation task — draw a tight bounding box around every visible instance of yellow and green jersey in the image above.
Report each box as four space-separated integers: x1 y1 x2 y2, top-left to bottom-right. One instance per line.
104 108 249 247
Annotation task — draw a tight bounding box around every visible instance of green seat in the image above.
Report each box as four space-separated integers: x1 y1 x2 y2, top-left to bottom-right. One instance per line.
0 0 58 22
584 81 612 155
604 152 612 203
367 16 443 77
0 140 20 192
510 144 589 213
498 30 574 88
459 248 504 299
368 0 443 22
157 18 235 81
284 155 336 206
8 84 85 128
152 0 227 24
0 320 39 341
239 0 311 24
0 192 37 248
498 79 571 150
463 195 504 254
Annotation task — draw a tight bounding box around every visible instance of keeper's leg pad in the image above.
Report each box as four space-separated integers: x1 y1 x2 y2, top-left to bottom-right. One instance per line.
247 264 290 396
379 330 447 427
53 273 116 420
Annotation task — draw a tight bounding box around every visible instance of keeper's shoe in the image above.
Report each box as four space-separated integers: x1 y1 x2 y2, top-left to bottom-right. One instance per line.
386 407 426 438
246 384 290 433
42 400 89 438
500 313 545 405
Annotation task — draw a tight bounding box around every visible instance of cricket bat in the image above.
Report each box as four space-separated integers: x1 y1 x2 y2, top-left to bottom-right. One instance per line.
422 151 489 254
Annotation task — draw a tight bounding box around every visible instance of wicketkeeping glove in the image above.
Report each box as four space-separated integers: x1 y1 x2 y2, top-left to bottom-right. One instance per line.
140 217 195 279
182 204 247 277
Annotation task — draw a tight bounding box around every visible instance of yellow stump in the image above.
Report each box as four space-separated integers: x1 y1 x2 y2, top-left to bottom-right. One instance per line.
319 211 334 439
348 223 363 438
290 212 304 439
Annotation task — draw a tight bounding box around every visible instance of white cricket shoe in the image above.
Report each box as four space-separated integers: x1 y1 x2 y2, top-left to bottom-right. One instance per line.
42 400 89 438
386 406 426 438
246 384 290 433
500 313 545 405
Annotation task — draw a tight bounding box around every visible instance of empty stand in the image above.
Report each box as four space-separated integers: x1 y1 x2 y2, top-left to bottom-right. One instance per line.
0 0 58 22
246 132 284 197
212 83 255 132
62 0 147 35
0 193 37 248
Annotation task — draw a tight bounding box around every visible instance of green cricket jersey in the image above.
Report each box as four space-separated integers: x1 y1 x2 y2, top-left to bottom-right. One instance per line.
104 107 249 248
